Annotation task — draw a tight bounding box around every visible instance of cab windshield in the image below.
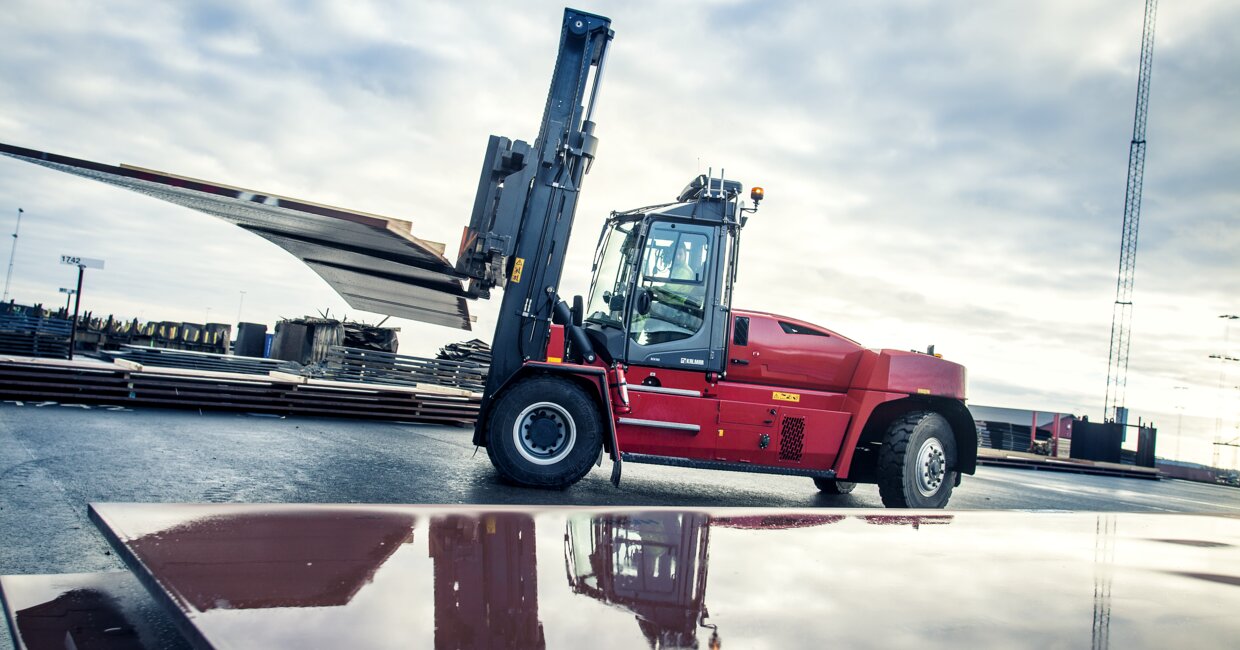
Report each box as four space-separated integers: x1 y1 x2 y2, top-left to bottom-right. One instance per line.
585 218 639 329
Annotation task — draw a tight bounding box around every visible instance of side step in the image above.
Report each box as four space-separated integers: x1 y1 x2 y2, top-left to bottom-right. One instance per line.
620 452 836 479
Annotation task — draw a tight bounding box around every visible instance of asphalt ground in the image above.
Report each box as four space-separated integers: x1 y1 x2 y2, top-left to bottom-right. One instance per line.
3 404 1240 648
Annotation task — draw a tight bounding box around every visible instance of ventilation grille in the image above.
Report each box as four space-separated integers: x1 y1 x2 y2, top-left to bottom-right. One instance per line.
733 316 750 346
779 416 805 461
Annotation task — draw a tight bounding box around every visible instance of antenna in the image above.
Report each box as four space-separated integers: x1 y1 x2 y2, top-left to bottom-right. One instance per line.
2 208 24 302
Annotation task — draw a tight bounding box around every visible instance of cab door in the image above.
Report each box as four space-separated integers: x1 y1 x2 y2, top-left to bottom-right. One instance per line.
623 219 728 374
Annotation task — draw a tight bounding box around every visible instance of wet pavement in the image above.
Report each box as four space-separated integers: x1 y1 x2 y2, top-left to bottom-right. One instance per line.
41 504 1234 649
3 404 1240 648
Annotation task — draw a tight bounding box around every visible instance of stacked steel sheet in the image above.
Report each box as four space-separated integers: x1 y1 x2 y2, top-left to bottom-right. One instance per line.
317 346 486 392
0 359 479 425
102 345 300 376
975 420 1034 453
0 313 72 359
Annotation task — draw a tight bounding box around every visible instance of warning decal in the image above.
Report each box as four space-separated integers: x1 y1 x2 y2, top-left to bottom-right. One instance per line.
511 257 525 283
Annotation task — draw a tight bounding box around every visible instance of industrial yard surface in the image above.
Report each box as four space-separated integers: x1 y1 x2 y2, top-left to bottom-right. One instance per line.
3 405 1237 564
3 405 1240 648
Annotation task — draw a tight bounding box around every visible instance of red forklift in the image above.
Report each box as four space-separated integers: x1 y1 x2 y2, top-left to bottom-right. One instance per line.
455 9 976 508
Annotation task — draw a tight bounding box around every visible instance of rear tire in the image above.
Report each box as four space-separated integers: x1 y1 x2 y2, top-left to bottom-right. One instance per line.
486 376 603 488
877 411 957 508
813 478 856 495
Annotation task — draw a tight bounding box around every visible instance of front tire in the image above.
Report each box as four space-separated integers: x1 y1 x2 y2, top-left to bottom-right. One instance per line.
813 478 856 495
877 411 957 508
486 376 603 488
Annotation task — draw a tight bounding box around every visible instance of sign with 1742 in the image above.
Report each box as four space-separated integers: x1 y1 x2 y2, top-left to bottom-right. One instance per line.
60 255 105 269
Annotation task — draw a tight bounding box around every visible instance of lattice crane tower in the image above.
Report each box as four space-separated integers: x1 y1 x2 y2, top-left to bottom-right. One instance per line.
1104 0 1158 425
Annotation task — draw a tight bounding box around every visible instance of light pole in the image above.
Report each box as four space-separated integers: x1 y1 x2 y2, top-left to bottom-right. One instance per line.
58 287 77 314
1172 386 1188 461
1211 315 1239 467
59 254 104 361
236 290 246 324
2 208 24 302
1214 315 1239 466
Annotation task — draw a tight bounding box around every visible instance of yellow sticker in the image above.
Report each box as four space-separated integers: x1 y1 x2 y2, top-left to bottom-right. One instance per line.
546 356 563 364
917 388 931 395
510 257 525 283
772 391 800 403
485 517 496 535
718 429 725 437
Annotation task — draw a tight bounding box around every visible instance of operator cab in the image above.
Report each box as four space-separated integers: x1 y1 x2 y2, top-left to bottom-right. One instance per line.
583 175 758 374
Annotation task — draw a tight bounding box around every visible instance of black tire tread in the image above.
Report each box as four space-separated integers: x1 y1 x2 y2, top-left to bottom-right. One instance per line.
813 477 856 495
486 376 602 489
876 410 954 508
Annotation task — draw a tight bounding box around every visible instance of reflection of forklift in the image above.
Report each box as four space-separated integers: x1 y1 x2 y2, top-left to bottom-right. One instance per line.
563 512 914 648
565 512 856 648
429 514 544 649
564 512 717 649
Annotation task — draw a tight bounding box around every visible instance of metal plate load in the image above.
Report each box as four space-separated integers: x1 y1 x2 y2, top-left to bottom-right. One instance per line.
74 503 1240 649
0 142 472 330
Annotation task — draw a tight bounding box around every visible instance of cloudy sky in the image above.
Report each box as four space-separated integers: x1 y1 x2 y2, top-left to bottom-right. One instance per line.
1 1 1237 466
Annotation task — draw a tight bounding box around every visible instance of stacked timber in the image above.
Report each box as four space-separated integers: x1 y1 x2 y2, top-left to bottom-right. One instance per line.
317 346 487 392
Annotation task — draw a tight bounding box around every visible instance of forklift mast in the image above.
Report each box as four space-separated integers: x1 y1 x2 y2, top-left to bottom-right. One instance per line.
455 8 613 428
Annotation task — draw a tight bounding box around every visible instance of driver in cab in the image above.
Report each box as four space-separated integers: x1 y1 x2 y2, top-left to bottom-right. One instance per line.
668 244 707 308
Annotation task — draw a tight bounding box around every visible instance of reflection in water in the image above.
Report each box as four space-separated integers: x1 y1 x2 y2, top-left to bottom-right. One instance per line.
861 515 954 529
564 513 851 649
127 509 416 611
16 588 142 650
566 512 715 649
429 514 544 650
710 514 844 529
563 513 950 648
1092 515 1115 650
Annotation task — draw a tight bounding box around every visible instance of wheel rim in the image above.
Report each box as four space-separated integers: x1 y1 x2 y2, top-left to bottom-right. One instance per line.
915 437 947 497
513 401 576 466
